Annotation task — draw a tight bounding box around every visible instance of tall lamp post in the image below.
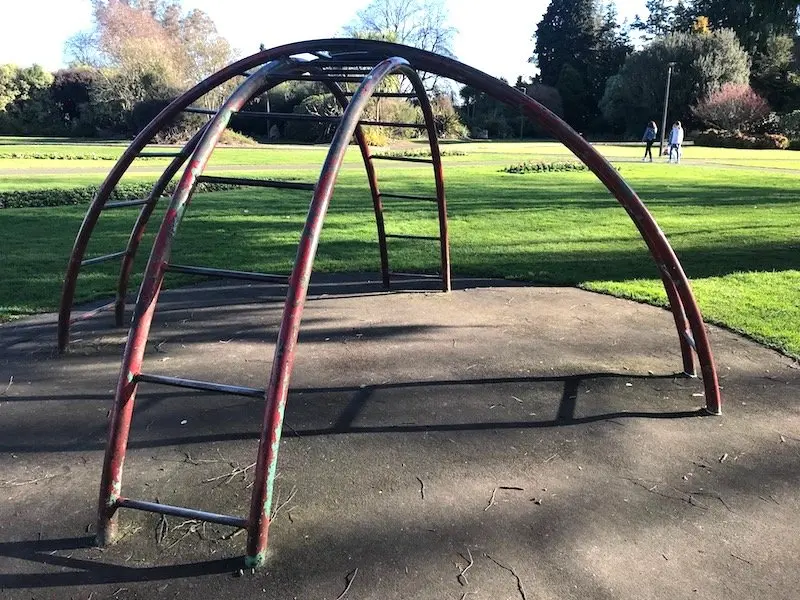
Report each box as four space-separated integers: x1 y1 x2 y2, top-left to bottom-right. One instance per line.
659 62 676 157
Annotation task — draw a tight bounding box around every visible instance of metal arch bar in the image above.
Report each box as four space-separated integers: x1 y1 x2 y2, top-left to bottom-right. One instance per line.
312 73 392 289
227 38 705 396
245 57 442 569
95 59 298 548
112 124 210 329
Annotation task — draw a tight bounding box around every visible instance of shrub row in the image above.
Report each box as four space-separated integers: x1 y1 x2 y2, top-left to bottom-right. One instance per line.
0 152 120 160
694 129 790 149
373 149 467 158
0 181 243 209
502 161 589 174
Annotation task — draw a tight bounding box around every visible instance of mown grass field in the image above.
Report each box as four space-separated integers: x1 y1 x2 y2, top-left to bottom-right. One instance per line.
1 136 798 357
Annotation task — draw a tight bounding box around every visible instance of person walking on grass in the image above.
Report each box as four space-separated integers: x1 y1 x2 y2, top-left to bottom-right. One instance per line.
642 121 657 162
669 121 684 163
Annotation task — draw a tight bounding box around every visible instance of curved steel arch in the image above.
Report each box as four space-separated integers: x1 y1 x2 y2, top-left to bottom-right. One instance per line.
87 40 722 569
95 56 450 559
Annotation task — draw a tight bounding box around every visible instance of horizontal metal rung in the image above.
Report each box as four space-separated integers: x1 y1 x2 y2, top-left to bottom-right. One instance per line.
138 152 181 158
104 198 150 210
389 271 442 280
270 75 367 83
164 264 289 284
116 498 247 528
135 373 265 398
361 120 426 129
372 155 433 164
385 234 440 241
379 192 438 202
81 250 127 267
197 175 315 191
184 106 424 128
682 330 697 351
342 92 417 98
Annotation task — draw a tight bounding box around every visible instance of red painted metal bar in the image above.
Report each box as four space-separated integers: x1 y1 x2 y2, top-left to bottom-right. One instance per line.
96 58 297 547
245 57 436 568
314 74 392 289
113 124 209 328
116 498 247 528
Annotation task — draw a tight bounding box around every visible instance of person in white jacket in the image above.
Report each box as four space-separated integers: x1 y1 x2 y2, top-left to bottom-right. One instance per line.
668 121 684 163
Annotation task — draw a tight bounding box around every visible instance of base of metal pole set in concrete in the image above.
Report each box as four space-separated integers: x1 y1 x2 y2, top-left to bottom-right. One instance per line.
57 39 722 568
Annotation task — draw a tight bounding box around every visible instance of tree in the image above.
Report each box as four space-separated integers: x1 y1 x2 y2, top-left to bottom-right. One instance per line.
632 0 690 38
600 28 751 134
692 83 771 131
685 1 800 55
751 34 800 111
342 0 457 57
0 65 60 135
532 0 630 131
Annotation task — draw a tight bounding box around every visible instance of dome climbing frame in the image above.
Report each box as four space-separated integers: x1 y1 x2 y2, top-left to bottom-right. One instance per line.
57 39 722 568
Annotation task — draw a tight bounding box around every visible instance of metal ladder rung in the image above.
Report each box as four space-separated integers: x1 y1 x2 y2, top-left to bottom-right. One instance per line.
385 234 440 241
380 192 439 202
197 175 315 191
81 250 127 267
136 373 265 398
388 271 442 280
185 106 341 123
164 263 289 284
372 155 433 164
116 498 246 528
342 92 418 98
269 75 367 83
138 152 182 158
104 198 150 210
682 330 697 351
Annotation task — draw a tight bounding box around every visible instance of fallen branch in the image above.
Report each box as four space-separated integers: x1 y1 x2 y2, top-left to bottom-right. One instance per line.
1 376 12 396
0 474 55 487
485 553 528 600
416 476 425 500
204 461 256 485
457 548 473 586
484 487 498 511
270 486 298 520
335 567 358 600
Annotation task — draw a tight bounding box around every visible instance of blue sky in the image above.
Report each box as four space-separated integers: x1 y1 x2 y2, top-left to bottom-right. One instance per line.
1 0 644 82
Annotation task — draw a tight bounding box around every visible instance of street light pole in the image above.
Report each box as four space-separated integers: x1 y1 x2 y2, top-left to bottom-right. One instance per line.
659 62 676 157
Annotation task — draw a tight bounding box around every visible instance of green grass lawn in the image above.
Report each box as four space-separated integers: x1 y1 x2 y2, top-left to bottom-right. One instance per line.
1 138 798 358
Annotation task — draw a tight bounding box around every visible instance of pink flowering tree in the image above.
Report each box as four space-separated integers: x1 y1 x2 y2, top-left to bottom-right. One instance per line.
692 84 771 132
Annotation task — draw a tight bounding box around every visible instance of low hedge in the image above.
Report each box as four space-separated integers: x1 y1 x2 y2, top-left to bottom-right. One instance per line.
0 152 119 160
694 129 790 150
373 149 467 158
502 160 589 174
0 181 243 209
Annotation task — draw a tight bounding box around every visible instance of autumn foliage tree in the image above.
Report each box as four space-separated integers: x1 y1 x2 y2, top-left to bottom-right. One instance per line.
692 83 771 131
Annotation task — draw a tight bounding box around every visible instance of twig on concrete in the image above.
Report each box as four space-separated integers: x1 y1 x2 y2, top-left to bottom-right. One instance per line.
0 474 55 487
731 553 752 566
543 453 558 463
457 548 473 586
416 476 425 500
156 513 168 546
1 376 13 395
485 553 528 600
270 486 297 520
688 490 732 512
484 487 498 511
335 567 358 600
204 461 256 485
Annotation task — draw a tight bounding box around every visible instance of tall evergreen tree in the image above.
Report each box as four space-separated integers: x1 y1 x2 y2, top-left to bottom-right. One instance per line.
532 0 631 131
686 1 800 54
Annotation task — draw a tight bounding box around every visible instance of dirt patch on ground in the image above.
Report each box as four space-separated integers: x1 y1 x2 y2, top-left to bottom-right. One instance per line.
0 275 797 599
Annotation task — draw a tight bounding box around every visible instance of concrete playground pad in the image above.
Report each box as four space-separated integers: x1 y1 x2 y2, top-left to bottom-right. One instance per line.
0 274 798 599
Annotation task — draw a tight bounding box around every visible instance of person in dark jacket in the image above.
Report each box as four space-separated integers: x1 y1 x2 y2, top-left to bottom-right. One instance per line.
642 121 657 162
